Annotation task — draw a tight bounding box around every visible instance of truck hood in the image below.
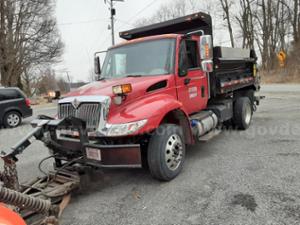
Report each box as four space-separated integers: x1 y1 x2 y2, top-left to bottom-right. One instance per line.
65 75 172 99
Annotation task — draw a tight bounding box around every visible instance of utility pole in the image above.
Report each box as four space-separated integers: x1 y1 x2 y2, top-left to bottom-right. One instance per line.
110 0 115 46
105 0 124 46
55 69 71 91
65 71 72 91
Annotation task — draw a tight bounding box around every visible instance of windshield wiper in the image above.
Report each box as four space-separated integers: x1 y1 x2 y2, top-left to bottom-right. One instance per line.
126 75 142 77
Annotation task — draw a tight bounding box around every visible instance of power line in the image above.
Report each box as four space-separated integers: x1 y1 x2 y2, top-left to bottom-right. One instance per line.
58 19 109 26
125 0 160 24
105 0 159 47
96 0 160 50
115 18 135 26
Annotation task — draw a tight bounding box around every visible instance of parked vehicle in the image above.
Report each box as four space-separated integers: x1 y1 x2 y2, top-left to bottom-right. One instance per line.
0 87 33 128
4 12 261 182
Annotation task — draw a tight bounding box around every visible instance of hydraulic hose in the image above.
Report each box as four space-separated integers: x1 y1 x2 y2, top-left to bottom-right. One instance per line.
0 185 54 214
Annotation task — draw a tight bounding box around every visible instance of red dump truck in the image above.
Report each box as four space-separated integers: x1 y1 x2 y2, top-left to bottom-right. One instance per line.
4 13 260 181
2 12 261 182
0 12 261 224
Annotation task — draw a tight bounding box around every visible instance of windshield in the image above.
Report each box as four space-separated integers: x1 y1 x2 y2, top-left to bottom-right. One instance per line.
101 39 176 78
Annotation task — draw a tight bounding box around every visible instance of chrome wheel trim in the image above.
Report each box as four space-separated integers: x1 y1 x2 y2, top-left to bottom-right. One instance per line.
7 113 20 127
165 134 183 171
244 103 252 125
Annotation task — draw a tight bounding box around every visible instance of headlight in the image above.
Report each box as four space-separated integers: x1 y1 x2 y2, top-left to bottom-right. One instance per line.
106 119 147 137
112 84 132 95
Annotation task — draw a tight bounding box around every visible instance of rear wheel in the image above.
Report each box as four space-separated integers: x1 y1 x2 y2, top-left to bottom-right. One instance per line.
233 97 253 130
4 111 22 128
147 124 185 181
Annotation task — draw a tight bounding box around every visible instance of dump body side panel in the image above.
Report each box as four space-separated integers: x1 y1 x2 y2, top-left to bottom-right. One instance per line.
210 47 259 97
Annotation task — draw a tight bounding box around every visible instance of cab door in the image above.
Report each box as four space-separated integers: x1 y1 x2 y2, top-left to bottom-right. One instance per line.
175 38 209 115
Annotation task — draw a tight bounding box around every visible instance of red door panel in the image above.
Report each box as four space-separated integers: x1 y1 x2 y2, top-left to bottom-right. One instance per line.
175 38 209 115
176 69 208 114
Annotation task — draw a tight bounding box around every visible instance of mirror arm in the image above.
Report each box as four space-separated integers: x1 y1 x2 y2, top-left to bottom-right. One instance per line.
94 50 107 57
185 29 204 37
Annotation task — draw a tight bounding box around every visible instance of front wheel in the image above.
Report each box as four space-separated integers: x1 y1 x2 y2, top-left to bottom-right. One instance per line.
147 124 186 181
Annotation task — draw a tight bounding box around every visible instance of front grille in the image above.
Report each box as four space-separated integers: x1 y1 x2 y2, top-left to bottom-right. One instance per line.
58 103 102 130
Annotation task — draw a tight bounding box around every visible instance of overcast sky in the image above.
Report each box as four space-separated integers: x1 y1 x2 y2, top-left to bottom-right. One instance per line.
55 0 229 82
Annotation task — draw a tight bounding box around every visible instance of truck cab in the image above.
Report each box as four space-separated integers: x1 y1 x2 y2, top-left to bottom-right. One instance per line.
31 12 260 181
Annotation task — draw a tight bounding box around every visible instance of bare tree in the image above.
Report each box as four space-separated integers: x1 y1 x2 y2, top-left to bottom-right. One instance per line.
254 0 273 69
134 0 213 27
135 0 188 27
35 67 58 95
252 0 291 69
291 0 300 42
0 0 63 89
219 0 235 47
236 0 255 49
56 77 70 94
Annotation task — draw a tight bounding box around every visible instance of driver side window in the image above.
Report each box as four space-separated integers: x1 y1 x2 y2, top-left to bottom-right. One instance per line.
179 41 188 76
186 40 200 69
179 40 200 73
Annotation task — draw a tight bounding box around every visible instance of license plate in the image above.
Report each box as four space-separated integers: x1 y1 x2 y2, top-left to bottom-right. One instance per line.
86 147 102 161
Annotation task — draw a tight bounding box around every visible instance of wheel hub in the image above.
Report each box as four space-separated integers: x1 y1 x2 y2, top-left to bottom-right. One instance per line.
244 104 252 125
7 114 20 127
165 134 183 171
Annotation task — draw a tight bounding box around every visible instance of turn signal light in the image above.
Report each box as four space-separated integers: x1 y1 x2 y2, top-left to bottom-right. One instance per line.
205 43 210 58
112 84 132 95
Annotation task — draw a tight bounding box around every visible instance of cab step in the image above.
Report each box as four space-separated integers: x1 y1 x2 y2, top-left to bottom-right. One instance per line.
198 129 222 142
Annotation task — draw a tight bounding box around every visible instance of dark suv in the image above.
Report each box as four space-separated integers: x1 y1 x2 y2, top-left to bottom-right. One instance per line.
0 87 33 128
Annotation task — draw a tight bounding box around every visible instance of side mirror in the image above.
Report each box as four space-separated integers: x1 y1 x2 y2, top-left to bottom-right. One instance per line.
94 56 101 75
199 35 213 60
201 60 213 73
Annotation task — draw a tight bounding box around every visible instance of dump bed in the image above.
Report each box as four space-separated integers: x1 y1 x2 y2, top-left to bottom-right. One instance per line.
211 46 258 97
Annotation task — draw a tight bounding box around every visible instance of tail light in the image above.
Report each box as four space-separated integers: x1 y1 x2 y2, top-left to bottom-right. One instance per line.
25 98 31 107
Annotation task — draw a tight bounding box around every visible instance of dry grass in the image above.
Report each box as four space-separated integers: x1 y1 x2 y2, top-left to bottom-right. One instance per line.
30 95 51 105
261 68 300 84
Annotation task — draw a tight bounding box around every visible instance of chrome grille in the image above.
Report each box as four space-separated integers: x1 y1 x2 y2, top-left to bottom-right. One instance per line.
58 103 102 130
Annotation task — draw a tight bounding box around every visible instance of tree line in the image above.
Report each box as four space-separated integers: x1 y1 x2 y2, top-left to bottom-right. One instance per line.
221 0 299 70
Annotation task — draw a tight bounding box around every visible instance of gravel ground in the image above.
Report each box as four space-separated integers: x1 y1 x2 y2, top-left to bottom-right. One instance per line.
0 84 300 225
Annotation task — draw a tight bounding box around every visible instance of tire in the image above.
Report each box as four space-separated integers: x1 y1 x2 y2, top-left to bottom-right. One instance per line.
4 111 22 128
233 97 253 130
147 124 186 181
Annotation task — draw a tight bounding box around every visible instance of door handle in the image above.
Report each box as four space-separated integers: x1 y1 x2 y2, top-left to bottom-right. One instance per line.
184 78 191 85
